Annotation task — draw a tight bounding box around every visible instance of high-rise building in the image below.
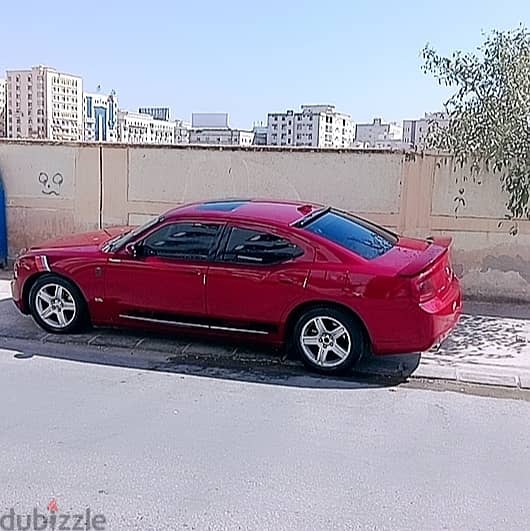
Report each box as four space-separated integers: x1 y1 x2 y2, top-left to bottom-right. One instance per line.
83 91 118 142
354 118 402 148
0 79 6 138
6 66 83 141
402 112 448 148
266 105 354 148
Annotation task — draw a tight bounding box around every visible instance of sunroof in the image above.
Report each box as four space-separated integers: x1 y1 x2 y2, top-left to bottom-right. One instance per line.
198 200 249 212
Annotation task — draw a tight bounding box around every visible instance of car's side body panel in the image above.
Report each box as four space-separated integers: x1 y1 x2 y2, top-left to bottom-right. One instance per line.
11 200 462 356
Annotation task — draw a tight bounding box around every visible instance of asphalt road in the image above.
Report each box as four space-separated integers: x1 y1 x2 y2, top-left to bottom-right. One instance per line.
1 341 529 530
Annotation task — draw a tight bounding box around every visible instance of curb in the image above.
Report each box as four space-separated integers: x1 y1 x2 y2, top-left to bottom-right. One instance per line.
1 329 529 390
342 351 530 390
412 362 530 390
2 326 530 390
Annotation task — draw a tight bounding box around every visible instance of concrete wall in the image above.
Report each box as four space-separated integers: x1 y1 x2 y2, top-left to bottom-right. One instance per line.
0 142 101 253
1 140 529 302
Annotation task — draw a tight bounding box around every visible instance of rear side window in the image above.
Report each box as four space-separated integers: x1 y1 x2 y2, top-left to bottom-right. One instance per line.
304 211 395 260
223 227 303 265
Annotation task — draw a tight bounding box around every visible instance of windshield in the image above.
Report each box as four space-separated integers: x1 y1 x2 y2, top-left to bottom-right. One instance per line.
304 210 397 260
104 215 163 252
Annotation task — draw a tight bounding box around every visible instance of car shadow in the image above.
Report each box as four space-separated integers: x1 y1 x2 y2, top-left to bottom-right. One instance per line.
0 298 421 390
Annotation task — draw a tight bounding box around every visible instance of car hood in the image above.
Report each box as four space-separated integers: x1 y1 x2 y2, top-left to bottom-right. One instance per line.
28 226 130 252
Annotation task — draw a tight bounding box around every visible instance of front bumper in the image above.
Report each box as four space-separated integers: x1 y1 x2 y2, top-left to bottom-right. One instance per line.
11 277 28 314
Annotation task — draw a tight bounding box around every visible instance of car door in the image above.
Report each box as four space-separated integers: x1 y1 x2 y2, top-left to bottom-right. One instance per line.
206 225 314 333
105 221 222 323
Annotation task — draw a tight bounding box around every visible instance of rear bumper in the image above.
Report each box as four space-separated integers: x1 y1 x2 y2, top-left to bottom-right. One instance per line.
373 277 462 355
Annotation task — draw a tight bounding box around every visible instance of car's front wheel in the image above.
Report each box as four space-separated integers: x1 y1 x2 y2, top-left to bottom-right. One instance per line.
29 275 88 334
293 307 365 374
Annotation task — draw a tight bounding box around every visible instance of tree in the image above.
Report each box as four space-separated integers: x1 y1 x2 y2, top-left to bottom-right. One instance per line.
422 26 530 229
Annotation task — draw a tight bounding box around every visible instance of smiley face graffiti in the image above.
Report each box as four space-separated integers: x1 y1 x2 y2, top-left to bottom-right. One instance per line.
38 172 64 196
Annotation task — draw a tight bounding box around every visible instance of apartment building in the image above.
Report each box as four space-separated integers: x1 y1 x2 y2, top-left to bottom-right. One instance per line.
403 112 448 148
83 91 118 142
6 66 83 141
0 79 6 137
354 118 402 148
139 107 170 121
189 113 254 146
174 119 191 144
266 105 354 148
252 123 268 145
117 110 177 144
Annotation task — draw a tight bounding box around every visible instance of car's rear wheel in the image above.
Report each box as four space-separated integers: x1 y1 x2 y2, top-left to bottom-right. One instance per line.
29 275 88 334
293 307 364 374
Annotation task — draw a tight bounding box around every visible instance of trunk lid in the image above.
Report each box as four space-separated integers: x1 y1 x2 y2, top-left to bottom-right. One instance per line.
397 236 452 278
374 236 452 276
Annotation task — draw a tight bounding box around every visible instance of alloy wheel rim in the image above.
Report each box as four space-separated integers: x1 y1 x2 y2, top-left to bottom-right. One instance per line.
35 283 77 329
300 316 352 368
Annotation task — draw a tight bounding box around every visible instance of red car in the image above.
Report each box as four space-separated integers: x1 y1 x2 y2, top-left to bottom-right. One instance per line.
11 199 462 374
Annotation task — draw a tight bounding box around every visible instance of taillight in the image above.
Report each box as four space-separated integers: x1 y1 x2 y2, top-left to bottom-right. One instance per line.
413 275 437 302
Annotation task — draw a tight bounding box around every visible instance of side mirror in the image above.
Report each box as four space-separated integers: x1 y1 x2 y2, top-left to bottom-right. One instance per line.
125 243 138 258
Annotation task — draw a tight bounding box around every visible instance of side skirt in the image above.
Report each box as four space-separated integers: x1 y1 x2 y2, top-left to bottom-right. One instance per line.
119 313 273 336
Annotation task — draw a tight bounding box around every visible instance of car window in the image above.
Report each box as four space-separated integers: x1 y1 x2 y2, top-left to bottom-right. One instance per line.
304 211 394 260
105 214 164 252
223 227 303 265
142 222 221 260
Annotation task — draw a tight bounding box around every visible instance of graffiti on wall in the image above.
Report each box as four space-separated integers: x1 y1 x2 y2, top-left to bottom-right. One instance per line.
38 172 64 196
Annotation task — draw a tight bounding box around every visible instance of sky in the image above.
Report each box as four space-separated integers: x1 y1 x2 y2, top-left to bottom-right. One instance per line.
1 0 530 128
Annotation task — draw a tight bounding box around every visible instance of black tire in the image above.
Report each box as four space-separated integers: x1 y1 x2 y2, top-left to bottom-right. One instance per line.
28 274 89 334
292 307 365 375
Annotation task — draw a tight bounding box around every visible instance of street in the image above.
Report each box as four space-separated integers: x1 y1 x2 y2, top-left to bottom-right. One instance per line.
0 341 529 530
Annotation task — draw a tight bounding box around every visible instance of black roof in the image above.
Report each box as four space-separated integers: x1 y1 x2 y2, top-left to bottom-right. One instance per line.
197 199 250 212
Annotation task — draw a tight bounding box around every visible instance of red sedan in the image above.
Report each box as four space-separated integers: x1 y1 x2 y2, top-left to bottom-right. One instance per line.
11 199 462 374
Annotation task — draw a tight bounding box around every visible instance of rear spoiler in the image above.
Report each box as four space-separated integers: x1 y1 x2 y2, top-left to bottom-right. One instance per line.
398 236 453 277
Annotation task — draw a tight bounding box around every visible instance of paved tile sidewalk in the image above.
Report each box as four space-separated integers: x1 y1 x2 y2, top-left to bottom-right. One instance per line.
1 279 529 388
415 314 530 388
0 278 10 300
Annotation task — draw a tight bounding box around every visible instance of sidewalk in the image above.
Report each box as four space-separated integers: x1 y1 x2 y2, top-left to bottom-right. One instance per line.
1 278 529 389
407 313 530 389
